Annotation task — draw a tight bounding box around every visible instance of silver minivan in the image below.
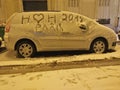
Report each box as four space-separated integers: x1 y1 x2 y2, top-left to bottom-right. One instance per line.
4 11 117 58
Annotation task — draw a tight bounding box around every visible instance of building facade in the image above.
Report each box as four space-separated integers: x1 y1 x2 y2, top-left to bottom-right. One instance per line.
0 0 120 26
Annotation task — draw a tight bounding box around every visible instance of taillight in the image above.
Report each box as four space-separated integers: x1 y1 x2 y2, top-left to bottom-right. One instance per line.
5 24 10 33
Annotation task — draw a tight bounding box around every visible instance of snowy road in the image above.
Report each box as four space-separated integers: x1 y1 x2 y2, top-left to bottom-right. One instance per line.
0 65 120 90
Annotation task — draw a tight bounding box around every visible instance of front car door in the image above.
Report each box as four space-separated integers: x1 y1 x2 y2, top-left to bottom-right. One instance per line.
59 11 93 50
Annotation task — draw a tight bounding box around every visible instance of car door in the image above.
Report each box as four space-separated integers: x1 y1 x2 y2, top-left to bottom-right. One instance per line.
33 12 63 50
59 12 91 50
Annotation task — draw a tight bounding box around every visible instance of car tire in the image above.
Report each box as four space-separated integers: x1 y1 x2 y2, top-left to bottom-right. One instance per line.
90 39 108 53
16 40 36 58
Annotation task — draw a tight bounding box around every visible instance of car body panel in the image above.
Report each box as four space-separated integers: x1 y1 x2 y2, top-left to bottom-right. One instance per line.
4 11 117 53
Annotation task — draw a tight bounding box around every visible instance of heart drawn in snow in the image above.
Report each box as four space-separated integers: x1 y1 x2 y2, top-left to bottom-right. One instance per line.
33 13 44 23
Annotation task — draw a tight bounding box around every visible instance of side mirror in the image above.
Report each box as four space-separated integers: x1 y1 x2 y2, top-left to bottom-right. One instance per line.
79 23 88 30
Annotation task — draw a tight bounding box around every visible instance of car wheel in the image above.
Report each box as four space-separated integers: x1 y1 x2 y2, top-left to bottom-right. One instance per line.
16 41 36 58
90 39 108 53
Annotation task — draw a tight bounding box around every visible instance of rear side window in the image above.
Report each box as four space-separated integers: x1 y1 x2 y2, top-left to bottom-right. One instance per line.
8 13 22 24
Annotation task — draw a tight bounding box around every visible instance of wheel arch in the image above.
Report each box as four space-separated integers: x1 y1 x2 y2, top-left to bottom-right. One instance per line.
90 37 108 51
14 38 37 51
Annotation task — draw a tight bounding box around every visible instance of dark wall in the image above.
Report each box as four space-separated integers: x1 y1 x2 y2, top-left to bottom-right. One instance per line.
23 0 48 11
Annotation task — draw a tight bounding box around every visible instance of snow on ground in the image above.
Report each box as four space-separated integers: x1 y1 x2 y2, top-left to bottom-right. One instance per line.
0 65 120 90
0 44 120 66
0 41 120 90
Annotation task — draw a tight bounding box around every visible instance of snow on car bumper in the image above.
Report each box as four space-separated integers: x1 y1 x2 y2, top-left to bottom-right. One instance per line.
107 34 117 50
4 34 8 48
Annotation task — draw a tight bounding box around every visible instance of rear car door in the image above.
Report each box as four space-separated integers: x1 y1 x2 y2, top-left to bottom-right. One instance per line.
33 12 63 50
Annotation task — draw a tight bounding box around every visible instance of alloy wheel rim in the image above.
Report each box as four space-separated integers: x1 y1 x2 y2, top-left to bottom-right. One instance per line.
93 41 105 53
19 43 33 57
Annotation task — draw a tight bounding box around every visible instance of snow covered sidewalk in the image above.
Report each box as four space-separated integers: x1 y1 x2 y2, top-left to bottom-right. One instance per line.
0 45 120 66
0 45 120 67
0 65 120 90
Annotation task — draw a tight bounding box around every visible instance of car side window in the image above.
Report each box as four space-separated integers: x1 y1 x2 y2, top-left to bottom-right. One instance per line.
61 12 85 34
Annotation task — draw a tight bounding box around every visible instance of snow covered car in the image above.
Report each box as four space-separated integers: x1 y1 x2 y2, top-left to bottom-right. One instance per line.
0 37 2 47
4 11 117 58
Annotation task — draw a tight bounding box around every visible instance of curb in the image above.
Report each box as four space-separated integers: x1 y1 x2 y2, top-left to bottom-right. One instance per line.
0 58 120 75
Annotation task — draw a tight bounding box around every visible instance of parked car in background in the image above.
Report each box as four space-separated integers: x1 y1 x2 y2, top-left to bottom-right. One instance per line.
0 23 5 48
0 24 5 40
4 11 117 58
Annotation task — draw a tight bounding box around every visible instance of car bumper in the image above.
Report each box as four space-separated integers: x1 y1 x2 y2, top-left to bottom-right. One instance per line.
107 35 117 50
4 33 18 50
4 33 10 49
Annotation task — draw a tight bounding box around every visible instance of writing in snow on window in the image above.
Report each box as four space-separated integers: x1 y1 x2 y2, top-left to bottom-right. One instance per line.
21 13 83 32
68 0 79 7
